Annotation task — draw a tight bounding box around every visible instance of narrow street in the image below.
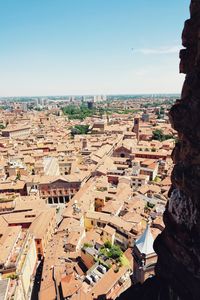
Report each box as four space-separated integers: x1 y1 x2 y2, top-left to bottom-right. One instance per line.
31 259 44 300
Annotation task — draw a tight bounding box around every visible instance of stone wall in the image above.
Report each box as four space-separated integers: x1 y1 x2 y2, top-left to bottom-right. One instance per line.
154 1 200 299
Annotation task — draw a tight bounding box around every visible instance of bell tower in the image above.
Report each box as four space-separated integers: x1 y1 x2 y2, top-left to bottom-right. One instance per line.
133 224 157 284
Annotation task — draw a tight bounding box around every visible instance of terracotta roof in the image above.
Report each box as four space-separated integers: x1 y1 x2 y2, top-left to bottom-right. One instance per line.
29 209 56 239
61 274 82 298
0 226 22 264
90 265 129 297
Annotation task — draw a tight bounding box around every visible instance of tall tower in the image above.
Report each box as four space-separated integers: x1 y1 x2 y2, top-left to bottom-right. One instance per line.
133 117 140 141
132 224 157 284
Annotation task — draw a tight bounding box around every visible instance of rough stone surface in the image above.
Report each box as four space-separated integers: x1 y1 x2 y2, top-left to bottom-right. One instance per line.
154 0 200 300
154 1 200 298
119 1 200 299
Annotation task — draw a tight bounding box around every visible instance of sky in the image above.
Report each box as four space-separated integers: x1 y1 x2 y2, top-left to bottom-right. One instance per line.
0 0 190 97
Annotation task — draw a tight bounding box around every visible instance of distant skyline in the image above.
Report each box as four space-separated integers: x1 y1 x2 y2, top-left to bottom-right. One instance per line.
0 93 181 99
0 0 190 97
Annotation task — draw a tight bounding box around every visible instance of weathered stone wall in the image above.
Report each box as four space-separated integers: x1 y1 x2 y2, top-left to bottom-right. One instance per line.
154 1 200 299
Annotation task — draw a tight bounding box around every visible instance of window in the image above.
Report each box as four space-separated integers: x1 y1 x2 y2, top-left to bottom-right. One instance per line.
25 214 35 218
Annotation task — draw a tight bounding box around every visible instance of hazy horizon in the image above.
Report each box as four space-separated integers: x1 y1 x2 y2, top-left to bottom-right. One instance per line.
0 93 181 99
0 0 190 96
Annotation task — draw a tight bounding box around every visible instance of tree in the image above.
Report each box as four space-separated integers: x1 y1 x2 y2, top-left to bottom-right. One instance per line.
83 243 93 248
62 104 96 120
108 245 123 259
104 241 112 249
153 129 173 142
152 129 164 141
71 125 89 136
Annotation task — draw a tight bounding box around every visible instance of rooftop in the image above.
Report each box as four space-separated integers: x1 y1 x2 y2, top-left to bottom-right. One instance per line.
135 224 155 256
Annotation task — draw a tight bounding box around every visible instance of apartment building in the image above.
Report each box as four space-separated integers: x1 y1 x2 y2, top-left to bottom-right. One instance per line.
2 126 30 138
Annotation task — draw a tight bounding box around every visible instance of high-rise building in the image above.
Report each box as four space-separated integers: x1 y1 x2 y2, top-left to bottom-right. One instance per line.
93 95 107 102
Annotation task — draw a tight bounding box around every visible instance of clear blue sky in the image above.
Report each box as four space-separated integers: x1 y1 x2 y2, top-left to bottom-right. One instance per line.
0 0 190 96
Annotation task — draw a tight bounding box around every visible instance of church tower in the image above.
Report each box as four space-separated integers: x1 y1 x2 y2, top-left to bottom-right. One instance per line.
132 224 157 284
